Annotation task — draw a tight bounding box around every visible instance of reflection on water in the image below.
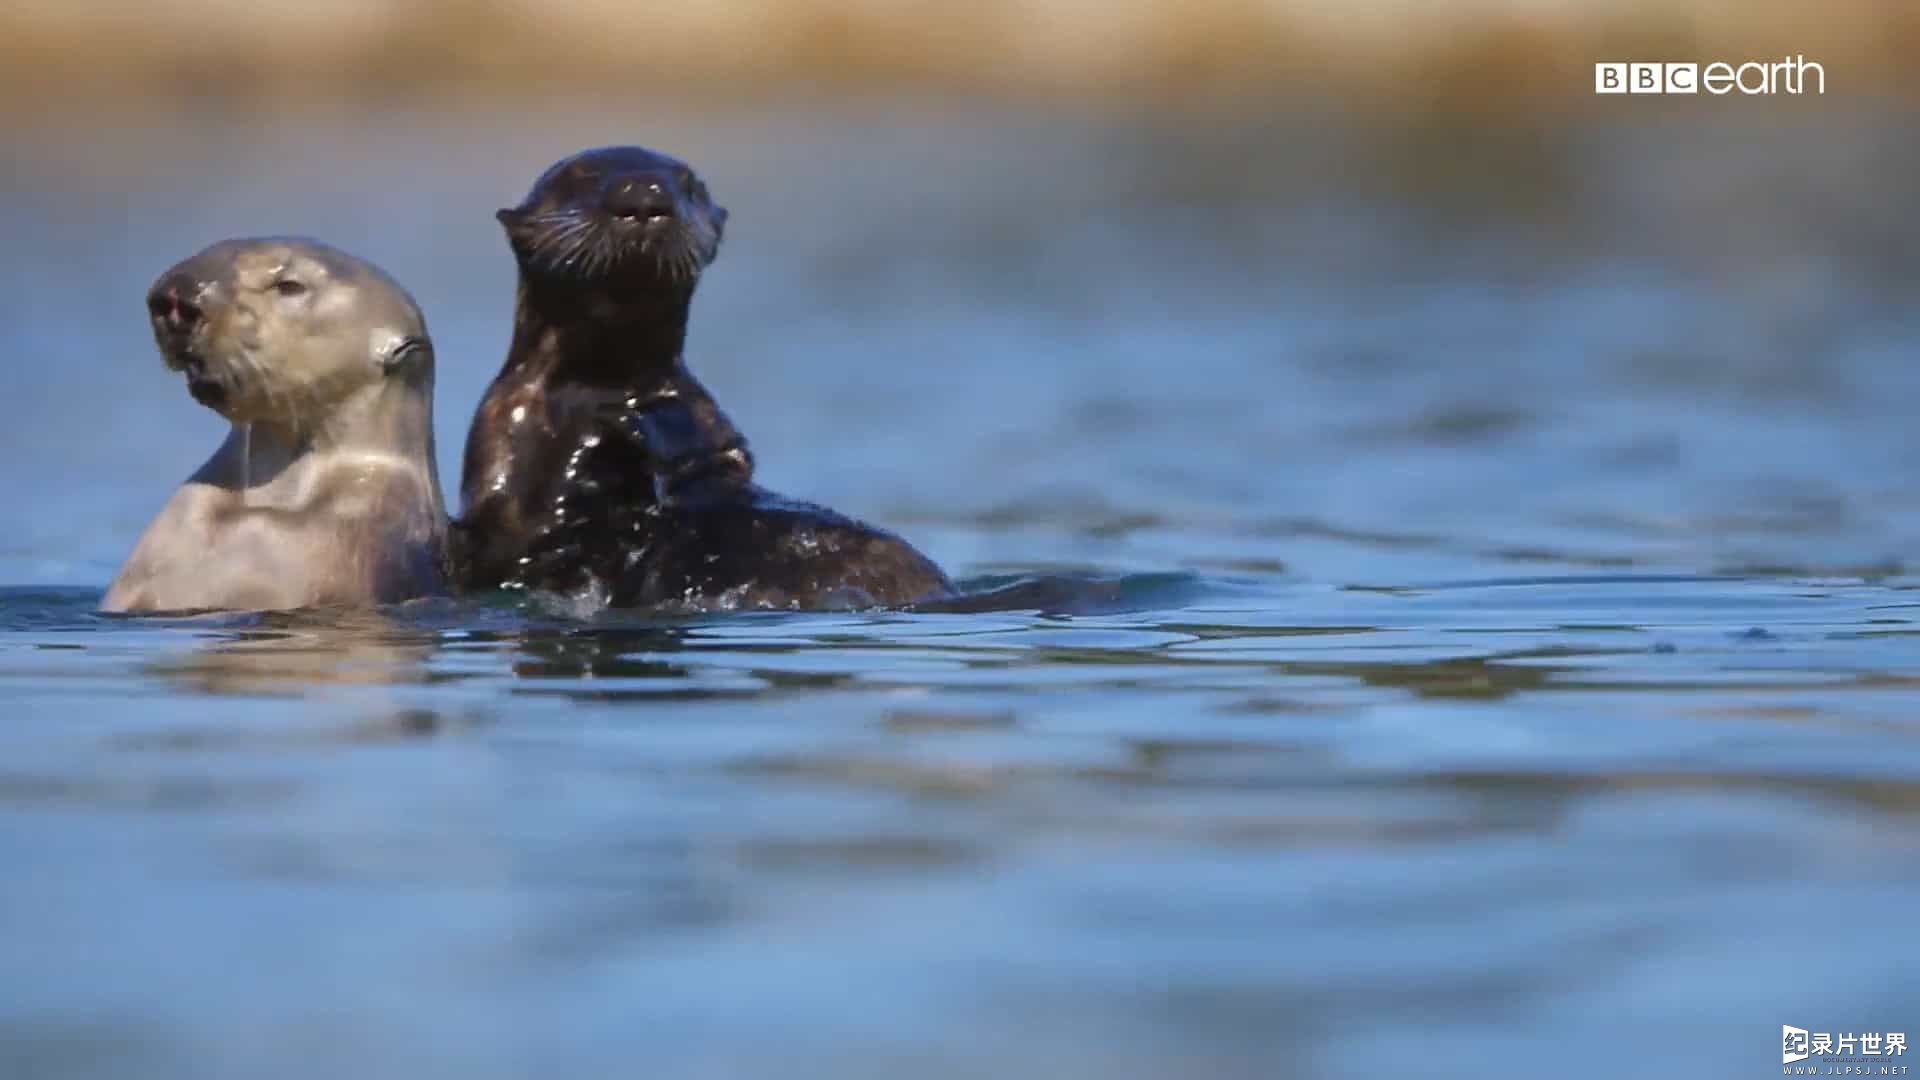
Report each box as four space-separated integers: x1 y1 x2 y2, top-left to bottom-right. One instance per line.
1 570 1917 1077
1 99 1919 1076
140 610 447 696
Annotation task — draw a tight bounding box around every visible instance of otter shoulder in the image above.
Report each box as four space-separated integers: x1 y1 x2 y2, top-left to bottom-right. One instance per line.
105 467 447 614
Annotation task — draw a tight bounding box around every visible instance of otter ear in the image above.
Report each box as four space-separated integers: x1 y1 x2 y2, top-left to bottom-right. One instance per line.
497 206 540 253
378 334 432 375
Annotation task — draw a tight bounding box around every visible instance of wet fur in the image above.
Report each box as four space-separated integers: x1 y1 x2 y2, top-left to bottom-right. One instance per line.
103 238 449 613
458 145 951 609
103 436 447 612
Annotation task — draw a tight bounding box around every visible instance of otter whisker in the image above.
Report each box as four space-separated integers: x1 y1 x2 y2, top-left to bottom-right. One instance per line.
580 231 612 277
244 348 301 441
518 207 720 287
534 219 597 277
663 237 704 284
520 213 608 279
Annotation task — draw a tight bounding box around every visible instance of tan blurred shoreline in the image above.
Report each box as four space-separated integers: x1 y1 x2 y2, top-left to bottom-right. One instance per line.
2 0 1916 117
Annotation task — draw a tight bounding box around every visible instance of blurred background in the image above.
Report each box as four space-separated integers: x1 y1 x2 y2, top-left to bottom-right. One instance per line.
5 0 1920 583
2 2 1919 1078
6 0 1919 104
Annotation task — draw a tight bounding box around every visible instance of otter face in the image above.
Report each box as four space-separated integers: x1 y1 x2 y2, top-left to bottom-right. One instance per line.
496 145 728 287
146 238 430 429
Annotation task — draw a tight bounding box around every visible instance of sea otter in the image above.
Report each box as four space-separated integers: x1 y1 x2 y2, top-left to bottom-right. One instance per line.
102 237 450 613
457 145 952 610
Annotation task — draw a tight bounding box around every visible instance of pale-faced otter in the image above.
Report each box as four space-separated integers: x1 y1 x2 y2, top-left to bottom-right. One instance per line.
102 238 450 613
458 146 952 610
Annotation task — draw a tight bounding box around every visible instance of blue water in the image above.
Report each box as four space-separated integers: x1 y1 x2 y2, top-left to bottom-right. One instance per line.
2 100 1918 1077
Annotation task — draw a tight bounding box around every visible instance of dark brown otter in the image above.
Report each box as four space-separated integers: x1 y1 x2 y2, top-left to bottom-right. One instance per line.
456 145 953 609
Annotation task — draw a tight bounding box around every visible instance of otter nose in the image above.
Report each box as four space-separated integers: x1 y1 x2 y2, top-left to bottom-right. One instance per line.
146 280 203 337
603 178 675 222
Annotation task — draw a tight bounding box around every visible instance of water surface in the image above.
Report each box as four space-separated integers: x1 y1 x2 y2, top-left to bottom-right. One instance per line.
1 100 1916 1077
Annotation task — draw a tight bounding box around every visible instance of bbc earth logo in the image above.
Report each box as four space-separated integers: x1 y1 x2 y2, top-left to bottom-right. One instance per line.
1594 56 1825 95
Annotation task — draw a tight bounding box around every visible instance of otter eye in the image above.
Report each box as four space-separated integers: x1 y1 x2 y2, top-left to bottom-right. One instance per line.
271 279 309 298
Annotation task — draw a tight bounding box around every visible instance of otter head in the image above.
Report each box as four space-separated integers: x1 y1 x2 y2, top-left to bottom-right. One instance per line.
146 238 433 437
496 146 728 293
